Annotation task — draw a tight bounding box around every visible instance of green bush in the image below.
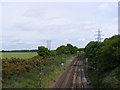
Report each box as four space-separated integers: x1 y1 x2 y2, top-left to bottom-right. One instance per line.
38 46 50 56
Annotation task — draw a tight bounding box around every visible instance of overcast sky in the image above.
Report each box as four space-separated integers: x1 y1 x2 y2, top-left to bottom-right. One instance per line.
0 2 118 50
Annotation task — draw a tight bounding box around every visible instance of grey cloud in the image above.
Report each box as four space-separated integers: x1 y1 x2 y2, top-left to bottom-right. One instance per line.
14 17 98 33
13 19 99 43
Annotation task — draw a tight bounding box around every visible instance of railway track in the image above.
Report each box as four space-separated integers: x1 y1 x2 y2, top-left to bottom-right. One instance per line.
52 55 91 88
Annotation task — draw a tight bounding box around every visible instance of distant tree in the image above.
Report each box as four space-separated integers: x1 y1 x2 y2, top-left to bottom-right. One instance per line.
49 50 57 56
78 48 84 52
56 44 78 54
56 45 67 54
66 44 77 54
38 46 50 56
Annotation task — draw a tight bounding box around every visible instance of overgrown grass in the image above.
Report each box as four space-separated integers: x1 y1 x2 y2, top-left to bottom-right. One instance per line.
101 66 120 88
1 52 38 59
2 54 76 88
87 66 120 88
87 70 98 88
3 68 40 88
41 55 75 88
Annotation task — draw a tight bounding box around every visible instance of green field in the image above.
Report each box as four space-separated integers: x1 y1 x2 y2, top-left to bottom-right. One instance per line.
1 52 38 59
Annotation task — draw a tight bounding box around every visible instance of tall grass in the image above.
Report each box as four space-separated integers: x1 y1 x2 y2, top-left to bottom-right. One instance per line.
2 54 76 88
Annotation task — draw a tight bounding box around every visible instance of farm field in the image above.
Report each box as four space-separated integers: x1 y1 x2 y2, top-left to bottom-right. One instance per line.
1 52 38 59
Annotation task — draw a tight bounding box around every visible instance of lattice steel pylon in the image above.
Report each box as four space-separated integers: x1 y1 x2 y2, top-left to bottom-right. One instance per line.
47 40 51 50
95 29 103 42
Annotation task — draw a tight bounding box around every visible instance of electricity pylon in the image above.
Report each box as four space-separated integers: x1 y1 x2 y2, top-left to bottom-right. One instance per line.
95 29 103 42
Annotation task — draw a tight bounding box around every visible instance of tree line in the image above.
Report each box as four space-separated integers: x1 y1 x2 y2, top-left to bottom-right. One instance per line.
84 35 120 88
38 44 83 56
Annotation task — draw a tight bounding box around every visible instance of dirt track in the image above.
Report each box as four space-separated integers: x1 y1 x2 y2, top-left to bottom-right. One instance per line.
51 55 92 88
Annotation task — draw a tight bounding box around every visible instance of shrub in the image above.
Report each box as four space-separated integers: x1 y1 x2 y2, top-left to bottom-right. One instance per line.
38 46 50 56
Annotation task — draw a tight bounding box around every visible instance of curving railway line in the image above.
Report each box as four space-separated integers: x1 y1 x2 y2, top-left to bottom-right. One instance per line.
51 55 91 88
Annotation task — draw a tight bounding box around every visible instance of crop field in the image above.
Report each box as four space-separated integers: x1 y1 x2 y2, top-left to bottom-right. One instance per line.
1 52 38 59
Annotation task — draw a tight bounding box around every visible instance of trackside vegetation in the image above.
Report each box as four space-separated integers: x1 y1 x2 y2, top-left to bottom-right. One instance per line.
84 35 120 88
2 44 83 88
